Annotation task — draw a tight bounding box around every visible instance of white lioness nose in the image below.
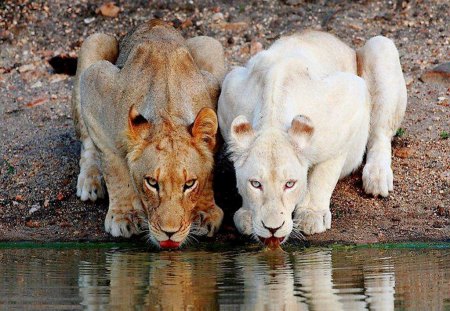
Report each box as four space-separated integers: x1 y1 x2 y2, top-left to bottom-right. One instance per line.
262 221 285 236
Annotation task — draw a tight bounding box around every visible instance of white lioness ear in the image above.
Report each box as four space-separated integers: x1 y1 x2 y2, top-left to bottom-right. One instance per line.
229 115 256 161
288 115 314 151
191 107 218 151
128 105 152 142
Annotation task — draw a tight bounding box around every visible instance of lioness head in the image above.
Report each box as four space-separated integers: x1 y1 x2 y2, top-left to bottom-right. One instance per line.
229 115 314 247
126 106 218 249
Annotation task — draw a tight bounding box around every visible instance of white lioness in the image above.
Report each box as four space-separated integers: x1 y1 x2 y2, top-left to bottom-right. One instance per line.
218 31 407 246
72 20 225 248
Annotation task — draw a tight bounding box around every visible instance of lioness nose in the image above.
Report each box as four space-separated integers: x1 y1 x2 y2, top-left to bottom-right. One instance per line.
161 229 178 239
262 221 285 235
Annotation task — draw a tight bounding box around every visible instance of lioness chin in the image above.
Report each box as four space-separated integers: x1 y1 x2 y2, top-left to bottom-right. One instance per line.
72 20 225 248
219 31 407 248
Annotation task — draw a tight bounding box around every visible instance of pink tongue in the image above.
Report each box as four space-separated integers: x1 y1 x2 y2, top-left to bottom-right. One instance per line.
159 240 180 249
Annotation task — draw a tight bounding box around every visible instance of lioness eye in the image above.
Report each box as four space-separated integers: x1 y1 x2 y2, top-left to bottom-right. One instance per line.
250 180 262 189
184 179 197 191
285 180 296 189
144 177 159 191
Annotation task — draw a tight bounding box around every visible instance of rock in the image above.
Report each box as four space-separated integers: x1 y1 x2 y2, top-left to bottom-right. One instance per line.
84 17 96 24
420 62 450 86
405 75 414 87
239 44 250 55
215 22 248 32
394 147 413 159
250 40 263 55
31 81 43 88
283 0 302 5
25 220 40 228
212 12 224 22
18 64 35 73
49 74 68 84
25 97 47 107
29 204 40 214
96 2 120 18
348 23 363 31
181 18 193 29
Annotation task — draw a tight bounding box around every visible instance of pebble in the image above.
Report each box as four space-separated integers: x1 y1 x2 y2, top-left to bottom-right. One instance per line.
84 17 96 24
97 2 120 18
29 204 40 214
250 40 263 55
31 81 42 88
212 12 224 22
18 64 35 73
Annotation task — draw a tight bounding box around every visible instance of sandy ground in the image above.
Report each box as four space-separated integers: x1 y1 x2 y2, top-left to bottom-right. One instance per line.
0 0 448 245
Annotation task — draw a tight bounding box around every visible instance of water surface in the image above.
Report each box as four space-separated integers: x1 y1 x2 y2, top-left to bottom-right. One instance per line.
0 243 449 310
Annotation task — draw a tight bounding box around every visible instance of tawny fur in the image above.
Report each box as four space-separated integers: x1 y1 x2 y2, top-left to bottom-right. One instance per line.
72 20 225 246
218 31 406 240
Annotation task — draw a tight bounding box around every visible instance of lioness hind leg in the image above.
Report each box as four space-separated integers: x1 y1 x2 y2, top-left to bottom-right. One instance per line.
357 36 407 197
186 36 226 82
102 153 145 238
72 33 119 202
195 177 224 237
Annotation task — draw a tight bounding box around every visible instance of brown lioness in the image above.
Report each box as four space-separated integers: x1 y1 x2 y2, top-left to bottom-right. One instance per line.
72 20 225 248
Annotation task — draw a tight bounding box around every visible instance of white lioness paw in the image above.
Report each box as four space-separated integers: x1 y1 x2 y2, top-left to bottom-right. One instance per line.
295 208 331 235
362 160 394 197
76 164 105 202
233 208 253 235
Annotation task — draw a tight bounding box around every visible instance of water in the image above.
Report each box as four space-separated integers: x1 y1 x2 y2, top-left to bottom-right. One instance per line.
0 243 449 310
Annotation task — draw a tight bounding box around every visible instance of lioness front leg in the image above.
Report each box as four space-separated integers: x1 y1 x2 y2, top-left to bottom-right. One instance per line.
357 36 407 197
76 137 105 201
195 177 224 237
295 155 346 235
102 153 145 238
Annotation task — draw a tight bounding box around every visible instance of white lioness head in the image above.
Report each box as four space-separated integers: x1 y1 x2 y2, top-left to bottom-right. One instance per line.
228 115 314 247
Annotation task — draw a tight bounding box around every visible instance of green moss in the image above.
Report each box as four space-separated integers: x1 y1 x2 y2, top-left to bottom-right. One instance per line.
395 128 406 137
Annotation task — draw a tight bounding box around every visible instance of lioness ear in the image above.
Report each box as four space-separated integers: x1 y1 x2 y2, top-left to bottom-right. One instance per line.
128 105 151 141
191 107 218 150
229 115 256 159
288 115 314 151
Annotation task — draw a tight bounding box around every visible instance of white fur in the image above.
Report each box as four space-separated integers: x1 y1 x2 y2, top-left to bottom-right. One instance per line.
218 31 406 238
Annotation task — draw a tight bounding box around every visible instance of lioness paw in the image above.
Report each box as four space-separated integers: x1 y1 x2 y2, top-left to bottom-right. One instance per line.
362 160 393 197
104 200 144 238
76 165 105 202
198 205 224 237
295 208 331 235
233 208 253 235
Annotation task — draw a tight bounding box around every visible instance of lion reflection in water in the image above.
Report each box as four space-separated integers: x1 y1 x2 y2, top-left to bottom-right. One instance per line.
78 249 401 310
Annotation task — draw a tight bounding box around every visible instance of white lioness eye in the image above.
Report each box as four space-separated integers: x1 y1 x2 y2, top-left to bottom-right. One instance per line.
184 179 197 191
285 180 296 189
145 177 159 190
250 180 262 189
